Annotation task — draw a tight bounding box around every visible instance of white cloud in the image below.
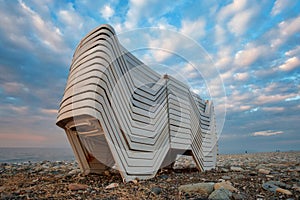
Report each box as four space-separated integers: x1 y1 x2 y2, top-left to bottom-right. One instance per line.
234 72 249 81
239 105 251 111
220 69 234 81
214 47 233 69
217 0 248 22
264 82 279 93
271 0 294 16
227 8 257 36
271 15 300 49
0 104 29 115
285 46 300 57
252 130 284 136
18 0 66 53
146 18 206 62
262 107 284 112
278 57 300 71
154 18 177 30
214 25 226 45
124 0 145 29
124 0 181 30
100 4 115 20
234 45 267 67
40 108 58 115
10 106 29 115
147 30 181 62
249 107 259 112
285 95 300 102
58 9 83 29
220 133 248 140
180 18 206 40
248 82 300 105
2 82 28 94
278 16 300 36
255 93 295 104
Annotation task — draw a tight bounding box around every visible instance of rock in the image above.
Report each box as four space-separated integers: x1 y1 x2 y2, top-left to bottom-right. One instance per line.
262 181 292 194
130 179 138 184
258 168 270 174
105 183 119 189
262 182 278 192
230 166 243 172
4 166 12 170
0 186 6 193
232 192 246 200
159 174 168 179
214 181 239 193
221 176 231 180
221 168 229 173
266 175 274 178
292 185 300 192
256 194 264 198
104 170 110 176
151 187 162 195
68 183 88 191
179 182 214 196
256 194 264 200
235 174 245 179
68 169 80 175
208 188 232 200
276 187 292 195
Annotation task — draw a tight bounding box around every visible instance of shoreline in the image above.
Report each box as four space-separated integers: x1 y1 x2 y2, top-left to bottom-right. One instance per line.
1 151 299 199
1 150 299 164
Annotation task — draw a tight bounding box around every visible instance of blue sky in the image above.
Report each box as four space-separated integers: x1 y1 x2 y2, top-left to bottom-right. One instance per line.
0 0 299 153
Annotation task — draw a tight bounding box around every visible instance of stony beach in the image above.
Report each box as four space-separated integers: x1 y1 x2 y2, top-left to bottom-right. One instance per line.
0 151 299 200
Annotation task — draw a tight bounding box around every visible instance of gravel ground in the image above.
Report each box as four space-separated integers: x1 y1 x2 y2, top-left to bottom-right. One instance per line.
0 151 299 199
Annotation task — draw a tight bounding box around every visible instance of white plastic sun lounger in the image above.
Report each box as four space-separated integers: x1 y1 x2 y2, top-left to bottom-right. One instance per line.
56 24 217 182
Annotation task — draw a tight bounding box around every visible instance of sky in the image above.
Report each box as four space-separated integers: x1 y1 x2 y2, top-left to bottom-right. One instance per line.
0 0 299 154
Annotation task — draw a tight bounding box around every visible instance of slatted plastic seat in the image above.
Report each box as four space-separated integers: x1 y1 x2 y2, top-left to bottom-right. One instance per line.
56 24 217 182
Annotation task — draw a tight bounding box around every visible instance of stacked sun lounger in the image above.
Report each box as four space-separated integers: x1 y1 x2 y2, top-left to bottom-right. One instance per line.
56 24 217 182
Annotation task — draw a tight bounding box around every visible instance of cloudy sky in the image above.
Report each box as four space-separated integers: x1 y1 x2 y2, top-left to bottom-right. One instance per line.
0 0 299 153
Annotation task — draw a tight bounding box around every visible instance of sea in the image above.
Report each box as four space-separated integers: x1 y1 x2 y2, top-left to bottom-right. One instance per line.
0 147 75 163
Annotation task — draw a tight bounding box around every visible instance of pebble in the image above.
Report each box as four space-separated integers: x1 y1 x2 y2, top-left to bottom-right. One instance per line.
232 192 246 200
179 182 214 195
151 187 162 195
220 168 229 173
0 152 299 199
235 174 245 179
159 174 169 179
208 188 232 200
292 185 300 192
262 182 277 192
68 183 89 191
276 187 292 195
130 179 138 184
0 186 6 193
258 168 270 174
214 181 239 193
68 169 81 175
262 181 293 195
105 183 119 189
230 166 244 172
221 176 231 180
